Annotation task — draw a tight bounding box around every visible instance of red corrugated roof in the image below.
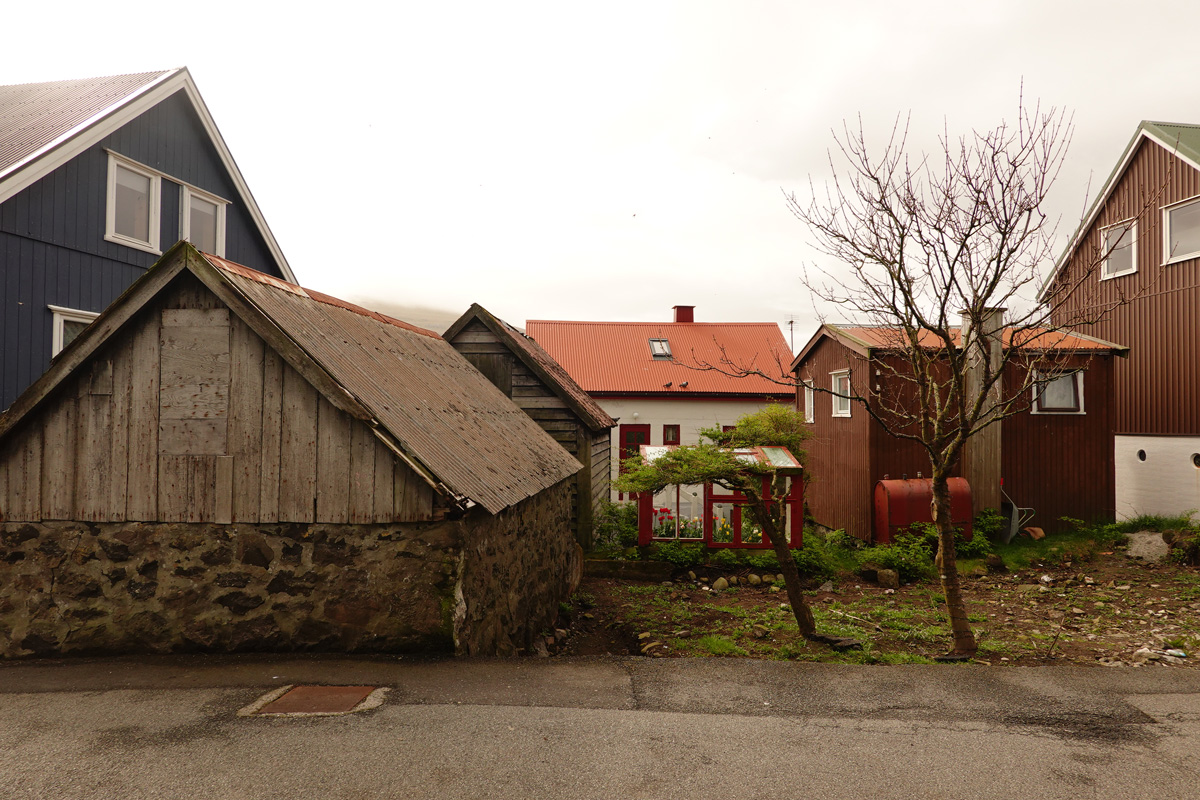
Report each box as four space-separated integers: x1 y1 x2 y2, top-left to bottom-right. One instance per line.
525 318 793 396
836 325 1125 352
793 323 1126 370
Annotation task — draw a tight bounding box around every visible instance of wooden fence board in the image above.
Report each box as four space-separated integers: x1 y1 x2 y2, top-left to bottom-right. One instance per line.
229 318 265 522
40 394 76 519
372 437 395 522
258 348 284 522
279 366 318 522
126 309 161 521
157 454 189 522
348 423 376 523
215 456 234 524
316 396 351 523
107 338 132 520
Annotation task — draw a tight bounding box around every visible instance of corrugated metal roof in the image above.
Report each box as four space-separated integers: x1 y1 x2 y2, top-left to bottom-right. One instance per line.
836 324 1125 351
524 318 793 396
204 254 581 514
446 304 615 432
793 323 1125 369
0 71 173 177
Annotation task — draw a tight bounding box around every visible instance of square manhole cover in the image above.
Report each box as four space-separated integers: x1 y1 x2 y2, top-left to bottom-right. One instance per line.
240 685 387 717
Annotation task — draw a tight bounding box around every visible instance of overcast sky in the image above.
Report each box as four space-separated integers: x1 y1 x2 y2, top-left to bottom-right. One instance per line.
6 1 1200 345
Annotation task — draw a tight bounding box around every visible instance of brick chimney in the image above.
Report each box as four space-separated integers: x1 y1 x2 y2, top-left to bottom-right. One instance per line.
673 305 695 323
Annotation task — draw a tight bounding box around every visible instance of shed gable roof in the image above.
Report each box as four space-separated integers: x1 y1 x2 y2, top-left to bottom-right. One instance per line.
524 318 793 396
445 304 615 432
0 243 580 514
0 68 295 283
1041 120 1200 299
791 323 1126 371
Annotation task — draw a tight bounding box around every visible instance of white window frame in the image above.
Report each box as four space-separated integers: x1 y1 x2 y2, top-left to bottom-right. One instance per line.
1031 370 1085 415
1163 195 1200 265
831 370 851 418
180 185 228 256
1099 218 1137 280
105 152 162 254
803 381 815 423
48 304 99 356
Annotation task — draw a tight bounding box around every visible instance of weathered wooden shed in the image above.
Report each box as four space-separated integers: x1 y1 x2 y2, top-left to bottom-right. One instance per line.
445 304 615 549
0 242 582 658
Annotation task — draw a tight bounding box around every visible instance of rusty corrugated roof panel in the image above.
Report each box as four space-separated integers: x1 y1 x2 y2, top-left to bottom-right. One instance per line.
835 325 1125 352
524 319 793 396
205 255 581 514
0 70 174 177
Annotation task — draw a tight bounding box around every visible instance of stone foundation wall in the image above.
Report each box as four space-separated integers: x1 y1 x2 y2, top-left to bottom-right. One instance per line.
456 479 578 656
0 519 462 658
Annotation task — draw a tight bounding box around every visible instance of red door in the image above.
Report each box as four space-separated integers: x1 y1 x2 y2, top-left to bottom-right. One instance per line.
617 424 650 500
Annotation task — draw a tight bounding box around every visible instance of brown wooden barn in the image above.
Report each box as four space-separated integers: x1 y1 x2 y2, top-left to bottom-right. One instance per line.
0 242 582 658
445 304 614 549
791 322 1126 541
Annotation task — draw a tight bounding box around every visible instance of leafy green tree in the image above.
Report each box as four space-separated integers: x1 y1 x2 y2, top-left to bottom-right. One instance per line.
614 405 822 640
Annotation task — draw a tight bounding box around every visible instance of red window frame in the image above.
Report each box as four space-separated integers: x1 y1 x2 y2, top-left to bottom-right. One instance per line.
663 424 680 445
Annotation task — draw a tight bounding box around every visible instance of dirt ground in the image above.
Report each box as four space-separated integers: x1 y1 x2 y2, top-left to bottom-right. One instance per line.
556 552 1200 667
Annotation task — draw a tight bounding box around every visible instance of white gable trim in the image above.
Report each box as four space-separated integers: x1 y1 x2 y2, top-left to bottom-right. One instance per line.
0 68 296 284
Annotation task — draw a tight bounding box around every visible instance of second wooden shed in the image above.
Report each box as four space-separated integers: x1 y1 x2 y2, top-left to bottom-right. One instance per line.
446 303 615 549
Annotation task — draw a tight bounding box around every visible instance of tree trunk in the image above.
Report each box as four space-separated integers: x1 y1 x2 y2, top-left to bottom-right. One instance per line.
751 495 817 639
931 474 977 657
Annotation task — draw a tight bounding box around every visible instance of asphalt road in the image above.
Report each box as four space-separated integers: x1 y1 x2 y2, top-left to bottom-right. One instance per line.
2 655 1199 799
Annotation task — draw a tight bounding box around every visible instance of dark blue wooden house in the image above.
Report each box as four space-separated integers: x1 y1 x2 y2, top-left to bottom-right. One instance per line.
0 68 294 409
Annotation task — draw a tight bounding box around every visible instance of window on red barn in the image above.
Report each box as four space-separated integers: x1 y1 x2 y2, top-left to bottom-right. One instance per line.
663 425 680 445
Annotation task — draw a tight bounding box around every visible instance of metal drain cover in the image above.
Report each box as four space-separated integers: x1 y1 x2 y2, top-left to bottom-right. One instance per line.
240 685 386 717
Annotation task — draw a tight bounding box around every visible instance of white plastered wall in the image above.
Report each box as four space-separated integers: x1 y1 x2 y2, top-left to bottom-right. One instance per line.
1114 435 1200 520
599 396 787 506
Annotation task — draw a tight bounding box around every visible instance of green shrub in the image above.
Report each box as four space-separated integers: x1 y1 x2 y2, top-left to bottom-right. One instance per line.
709 548 742 569
1167 530 1200 566
973 507 1007 541
652 541 706 569
857 528 935 583
745 550 780 570
593 499 639 549
792 528 859 579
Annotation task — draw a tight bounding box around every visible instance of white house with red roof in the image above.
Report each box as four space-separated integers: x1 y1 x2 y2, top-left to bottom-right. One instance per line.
526 306 793 518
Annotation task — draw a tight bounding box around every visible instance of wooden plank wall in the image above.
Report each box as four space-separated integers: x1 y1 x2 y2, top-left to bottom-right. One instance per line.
0 274 436 523
448 318 598 543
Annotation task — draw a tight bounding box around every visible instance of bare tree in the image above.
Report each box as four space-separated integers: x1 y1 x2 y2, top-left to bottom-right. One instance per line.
782 103 1124 658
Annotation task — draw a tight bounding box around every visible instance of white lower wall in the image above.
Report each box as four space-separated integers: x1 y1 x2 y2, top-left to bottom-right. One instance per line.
1114 434 1200 520
599 397 787 500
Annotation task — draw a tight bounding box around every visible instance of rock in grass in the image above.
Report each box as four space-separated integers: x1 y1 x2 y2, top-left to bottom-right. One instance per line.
876 569 900 589
747 574 762 586
712 577 729 591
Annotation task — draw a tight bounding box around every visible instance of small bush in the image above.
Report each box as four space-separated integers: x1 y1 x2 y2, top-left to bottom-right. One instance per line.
593 500 639 549
792 529 859 579
709 549 742 569
652 541 706 569
1167 530 1200 566
857 528 935 583
745 550 780 570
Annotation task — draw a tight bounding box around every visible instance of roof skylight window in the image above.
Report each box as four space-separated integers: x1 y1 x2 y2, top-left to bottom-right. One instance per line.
649 338 672 359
